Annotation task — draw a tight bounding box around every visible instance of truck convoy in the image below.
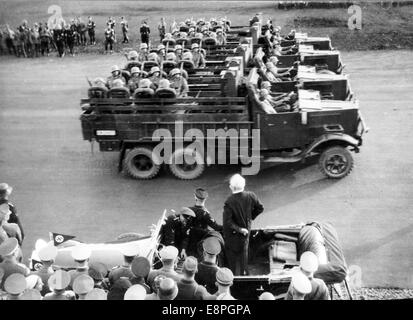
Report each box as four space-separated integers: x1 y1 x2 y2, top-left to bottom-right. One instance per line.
80 23 368 180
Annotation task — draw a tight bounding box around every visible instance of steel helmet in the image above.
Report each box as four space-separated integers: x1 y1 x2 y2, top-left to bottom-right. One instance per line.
147 52 158 61
157 44 166 51
174 44 182 51
139 43 148 49
131 67 140 75
158 79 171 89
216 28 223 34
111 65 120 73
182 51 193 60
165 32 172 38
191 43 199 49
128 50 138 59
170 68 181 77
166 52 176 61
139 79 151 88
150 66 160 74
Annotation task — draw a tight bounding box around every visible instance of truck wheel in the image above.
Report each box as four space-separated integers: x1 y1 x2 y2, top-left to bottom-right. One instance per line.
169 148 205 180
319 146 354 179
124 147 161 180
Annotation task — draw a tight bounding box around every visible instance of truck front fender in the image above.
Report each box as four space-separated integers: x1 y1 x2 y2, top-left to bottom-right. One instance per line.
305 133 360 155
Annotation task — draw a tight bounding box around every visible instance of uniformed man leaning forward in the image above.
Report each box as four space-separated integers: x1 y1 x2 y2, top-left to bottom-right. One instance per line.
187 188 222 257
161 207 195 259
222 174 264 276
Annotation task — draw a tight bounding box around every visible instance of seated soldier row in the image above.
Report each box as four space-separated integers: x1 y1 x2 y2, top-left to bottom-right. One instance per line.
124 42 206 70
90 65 189 99
162 27 227 47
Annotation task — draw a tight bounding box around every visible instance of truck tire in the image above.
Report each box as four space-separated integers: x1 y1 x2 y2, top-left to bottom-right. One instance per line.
124 147 161 180
168 148 205 180
319 146 354 179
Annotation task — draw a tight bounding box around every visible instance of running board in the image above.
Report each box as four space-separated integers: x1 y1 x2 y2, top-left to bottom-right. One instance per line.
262 155 303 163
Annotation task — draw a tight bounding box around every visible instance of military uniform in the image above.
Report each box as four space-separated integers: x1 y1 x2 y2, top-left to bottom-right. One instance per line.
286 277 330 300
121 19 129 43
161 214 191 252
147 246 182 289
0 199 24 243
44 269 76 300
169 76 189 98
195 237 221 293
64 26 75 55
128 75 144 93
31 245 57 295
0 238 30 288
107 75 126 89
140 23 150 45
192 51 206 68
175 256 210 300
87 19 96 44
104 28 115 52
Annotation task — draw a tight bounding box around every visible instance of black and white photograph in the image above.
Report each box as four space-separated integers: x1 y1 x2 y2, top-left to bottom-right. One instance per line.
0 0 412 309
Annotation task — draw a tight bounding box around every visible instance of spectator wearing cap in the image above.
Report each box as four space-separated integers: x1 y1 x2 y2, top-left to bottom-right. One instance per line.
107 277 132 300
4 273 26 300
147 245 182 289
223 174 264 275
187 188 222 257
259 291 275 300
124 284 147 300
31 244 57 295
0 203 22 246
195 237 221 293
145 274 165 300
68 244 91 289
285 251 330 300
73 274 95 300
130 256 151 292
160 207 196 260
286 271 312 300
88 262 110 291
0 183 24 244
175 256 210 300
0 238 29 289
158 277 178 300
108 245 138 285
43 270 76 300
85 288 107 300
206 267 235 300
191 43 206 68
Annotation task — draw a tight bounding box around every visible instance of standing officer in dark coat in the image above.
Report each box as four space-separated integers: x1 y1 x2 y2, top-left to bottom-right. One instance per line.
140 21 150 45
188 188 223 258
0 183 24 244
160 207 195 259
195 237 221 293
222 174 264 276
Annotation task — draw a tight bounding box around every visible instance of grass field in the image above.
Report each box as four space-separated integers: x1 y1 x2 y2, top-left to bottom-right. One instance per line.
0 1 412 50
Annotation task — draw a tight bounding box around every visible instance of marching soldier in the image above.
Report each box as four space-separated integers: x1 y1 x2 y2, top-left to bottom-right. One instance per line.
108 246 138 285
187 188 223 257
87 16 96 45
107 65 126 89
140 21 150 45
222 174 264 276
31 244 57 295
43 270 76 300
195 237 221 293
160 207 196 259
147 246 182 289
169 68 188 98
68 244 91 288
0 183 24 243
104 25 115 54
191 43 206 68
0 238 30 288
120 17 129 44
138 42 149 62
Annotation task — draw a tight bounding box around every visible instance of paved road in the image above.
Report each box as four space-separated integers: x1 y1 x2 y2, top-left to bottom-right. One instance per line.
0 50 412 288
